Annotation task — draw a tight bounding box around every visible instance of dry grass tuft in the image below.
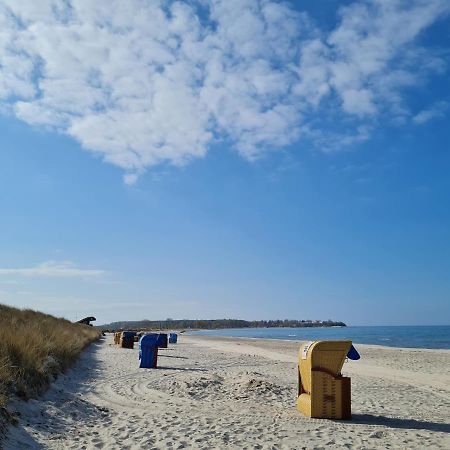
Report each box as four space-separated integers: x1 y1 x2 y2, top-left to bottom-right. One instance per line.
0 304 100 409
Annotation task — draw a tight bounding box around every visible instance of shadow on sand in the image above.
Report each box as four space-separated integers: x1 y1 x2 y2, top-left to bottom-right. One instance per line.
156 366 207 372
352 414 450 433
158 354 188 360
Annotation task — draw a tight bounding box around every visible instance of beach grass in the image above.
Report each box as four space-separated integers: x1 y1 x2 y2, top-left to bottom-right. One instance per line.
0 304 100 409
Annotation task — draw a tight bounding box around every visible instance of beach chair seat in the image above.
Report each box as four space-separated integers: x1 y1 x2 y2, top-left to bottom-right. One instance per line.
297 340 352 419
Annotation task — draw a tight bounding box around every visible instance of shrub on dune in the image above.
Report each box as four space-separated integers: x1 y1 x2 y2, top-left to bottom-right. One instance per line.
0 304 100 409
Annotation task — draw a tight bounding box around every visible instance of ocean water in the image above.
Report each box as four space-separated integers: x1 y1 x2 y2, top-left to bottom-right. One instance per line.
189 325 450 349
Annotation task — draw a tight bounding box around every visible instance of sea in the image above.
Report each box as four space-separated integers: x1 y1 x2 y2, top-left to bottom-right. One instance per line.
189 325 450 349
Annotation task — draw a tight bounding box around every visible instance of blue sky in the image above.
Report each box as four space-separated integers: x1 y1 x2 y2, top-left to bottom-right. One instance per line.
0 0 449 325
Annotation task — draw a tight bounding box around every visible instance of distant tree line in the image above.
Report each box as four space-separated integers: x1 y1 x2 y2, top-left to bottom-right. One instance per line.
100 318 346 332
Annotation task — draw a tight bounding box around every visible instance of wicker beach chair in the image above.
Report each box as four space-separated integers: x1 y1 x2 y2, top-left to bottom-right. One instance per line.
297 340 352 419
120 331 136 349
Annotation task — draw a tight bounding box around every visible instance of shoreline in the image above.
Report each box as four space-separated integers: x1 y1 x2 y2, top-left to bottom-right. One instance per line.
184 325 450 351
4 334 450 449
184 333 450 353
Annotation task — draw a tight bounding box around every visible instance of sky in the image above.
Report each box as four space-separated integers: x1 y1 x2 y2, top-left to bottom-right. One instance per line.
0 0 449 326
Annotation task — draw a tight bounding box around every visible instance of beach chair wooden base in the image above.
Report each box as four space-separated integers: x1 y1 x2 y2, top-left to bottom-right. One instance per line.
297 371 351 419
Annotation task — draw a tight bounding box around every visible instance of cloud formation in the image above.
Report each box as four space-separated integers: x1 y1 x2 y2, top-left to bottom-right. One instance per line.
0 0 448 181
413 101 449 124
0 261 106 278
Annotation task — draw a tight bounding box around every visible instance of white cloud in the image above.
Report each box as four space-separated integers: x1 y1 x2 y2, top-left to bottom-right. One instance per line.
413 101 449 124
0 261 106 278
293 0 450 124
0 0 448 181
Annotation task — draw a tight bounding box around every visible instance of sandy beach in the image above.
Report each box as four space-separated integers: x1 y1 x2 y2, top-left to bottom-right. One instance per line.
3 334 449 449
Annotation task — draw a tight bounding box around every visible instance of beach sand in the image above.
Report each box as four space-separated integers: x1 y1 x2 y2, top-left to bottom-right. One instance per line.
3 334 449 449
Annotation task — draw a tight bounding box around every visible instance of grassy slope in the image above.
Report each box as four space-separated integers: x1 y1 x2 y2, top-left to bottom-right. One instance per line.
0 304 101 410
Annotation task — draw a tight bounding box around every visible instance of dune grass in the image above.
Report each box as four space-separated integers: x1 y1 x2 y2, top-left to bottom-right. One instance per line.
0 304 101 409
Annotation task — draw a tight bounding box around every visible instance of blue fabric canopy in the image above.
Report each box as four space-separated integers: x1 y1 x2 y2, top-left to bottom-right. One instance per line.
347 344 360 360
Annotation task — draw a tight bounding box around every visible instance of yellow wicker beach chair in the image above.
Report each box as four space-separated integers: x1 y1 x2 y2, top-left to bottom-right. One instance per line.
297 340 352 419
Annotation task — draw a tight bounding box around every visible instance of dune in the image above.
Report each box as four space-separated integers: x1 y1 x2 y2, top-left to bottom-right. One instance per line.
3 334 449 449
